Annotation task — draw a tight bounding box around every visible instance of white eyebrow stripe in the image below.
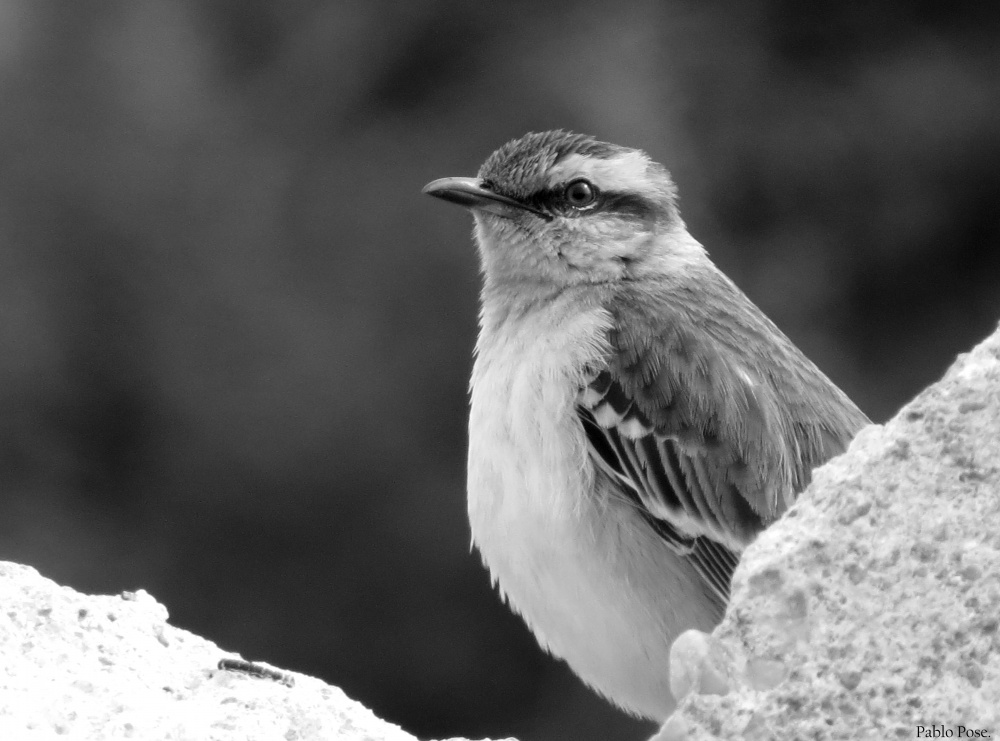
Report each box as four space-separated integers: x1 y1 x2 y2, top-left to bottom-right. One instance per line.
546 151 658 192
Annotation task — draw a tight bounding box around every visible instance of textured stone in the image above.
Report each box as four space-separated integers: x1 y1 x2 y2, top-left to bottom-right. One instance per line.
669 629 733 700
0 562 508 741
661 321 1000 739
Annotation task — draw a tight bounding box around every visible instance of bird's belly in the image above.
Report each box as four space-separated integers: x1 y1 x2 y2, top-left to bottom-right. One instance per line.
467 361 719 720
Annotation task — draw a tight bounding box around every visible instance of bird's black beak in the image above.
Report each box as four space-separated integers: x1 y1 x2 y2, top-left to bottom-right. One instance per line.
422 177 551 221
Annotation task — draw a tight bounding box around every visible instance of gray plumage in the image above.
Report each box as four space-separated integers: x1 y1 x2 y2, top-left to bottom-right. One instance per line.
580 271 869 607
424 130 870 719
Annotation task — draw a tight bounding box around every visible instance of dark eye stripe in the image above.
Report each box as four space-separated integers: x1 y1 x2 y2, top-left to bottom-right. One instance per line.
551 188 659 219
512 186 664 220
601 192 659 219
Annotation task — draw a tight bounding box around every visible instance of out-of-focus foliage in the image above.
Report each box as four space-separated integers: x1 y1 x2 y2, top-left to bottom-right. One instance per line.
0 2 997 740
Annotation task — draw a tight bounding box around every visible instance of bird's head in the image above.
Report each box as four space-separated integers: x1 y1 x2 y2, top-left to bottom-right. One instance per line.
424 130 701 292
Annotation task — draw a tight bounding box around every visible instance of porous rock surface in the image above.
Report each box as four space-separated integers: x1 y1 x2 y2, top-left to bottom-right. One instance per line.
661 322 1000 739
0 562 507 741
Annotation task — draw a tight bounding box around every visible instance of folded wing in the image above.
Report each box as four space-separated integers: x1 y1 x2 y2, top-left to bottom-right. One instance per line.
577 282 870 607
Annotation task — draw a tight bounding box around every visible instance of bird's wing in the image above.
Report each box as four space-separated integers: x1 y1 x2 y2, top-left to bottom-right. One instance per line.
579 405 740 607
577 378 749 609
577 280 869 607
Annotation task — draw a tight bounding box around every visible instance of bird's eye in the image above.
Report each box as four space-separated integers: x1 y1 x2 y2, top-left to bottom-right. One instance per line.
564 179 597 209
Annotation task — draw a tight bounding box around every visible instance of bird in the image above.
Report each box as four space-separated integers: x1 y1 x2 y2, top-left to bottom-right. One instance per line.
422 130 869 720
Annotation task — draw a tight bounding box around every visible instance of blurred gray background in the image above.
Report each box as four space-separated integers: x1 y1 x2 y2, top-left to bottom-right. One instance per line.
1 2 998 739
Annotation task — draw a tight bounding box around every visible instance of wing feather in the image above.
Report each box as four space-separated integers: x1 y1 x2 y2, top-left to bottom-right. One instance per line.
677 452 726 537
576 275 870 608
637 436 681 514
655 438 697 520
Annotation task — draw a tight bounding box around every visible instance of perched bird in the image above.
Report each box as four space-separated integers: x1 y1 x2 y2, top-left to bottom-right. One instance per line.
423 130 869 720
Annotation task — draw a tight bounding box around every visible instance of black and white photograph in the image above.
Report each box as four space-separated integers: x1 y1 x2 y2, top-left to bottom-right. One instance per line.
1 2 998 739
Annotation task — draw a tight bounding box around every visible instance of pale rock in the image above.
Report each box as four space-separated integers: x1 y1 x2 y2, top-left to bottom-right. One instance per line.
0 562 510 741
659 321 1000 739
668 630 733 700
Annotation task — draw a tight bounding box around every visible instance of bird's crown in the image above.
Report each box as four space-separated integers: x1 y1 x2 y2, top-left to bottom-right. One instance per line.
476 130 677 222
